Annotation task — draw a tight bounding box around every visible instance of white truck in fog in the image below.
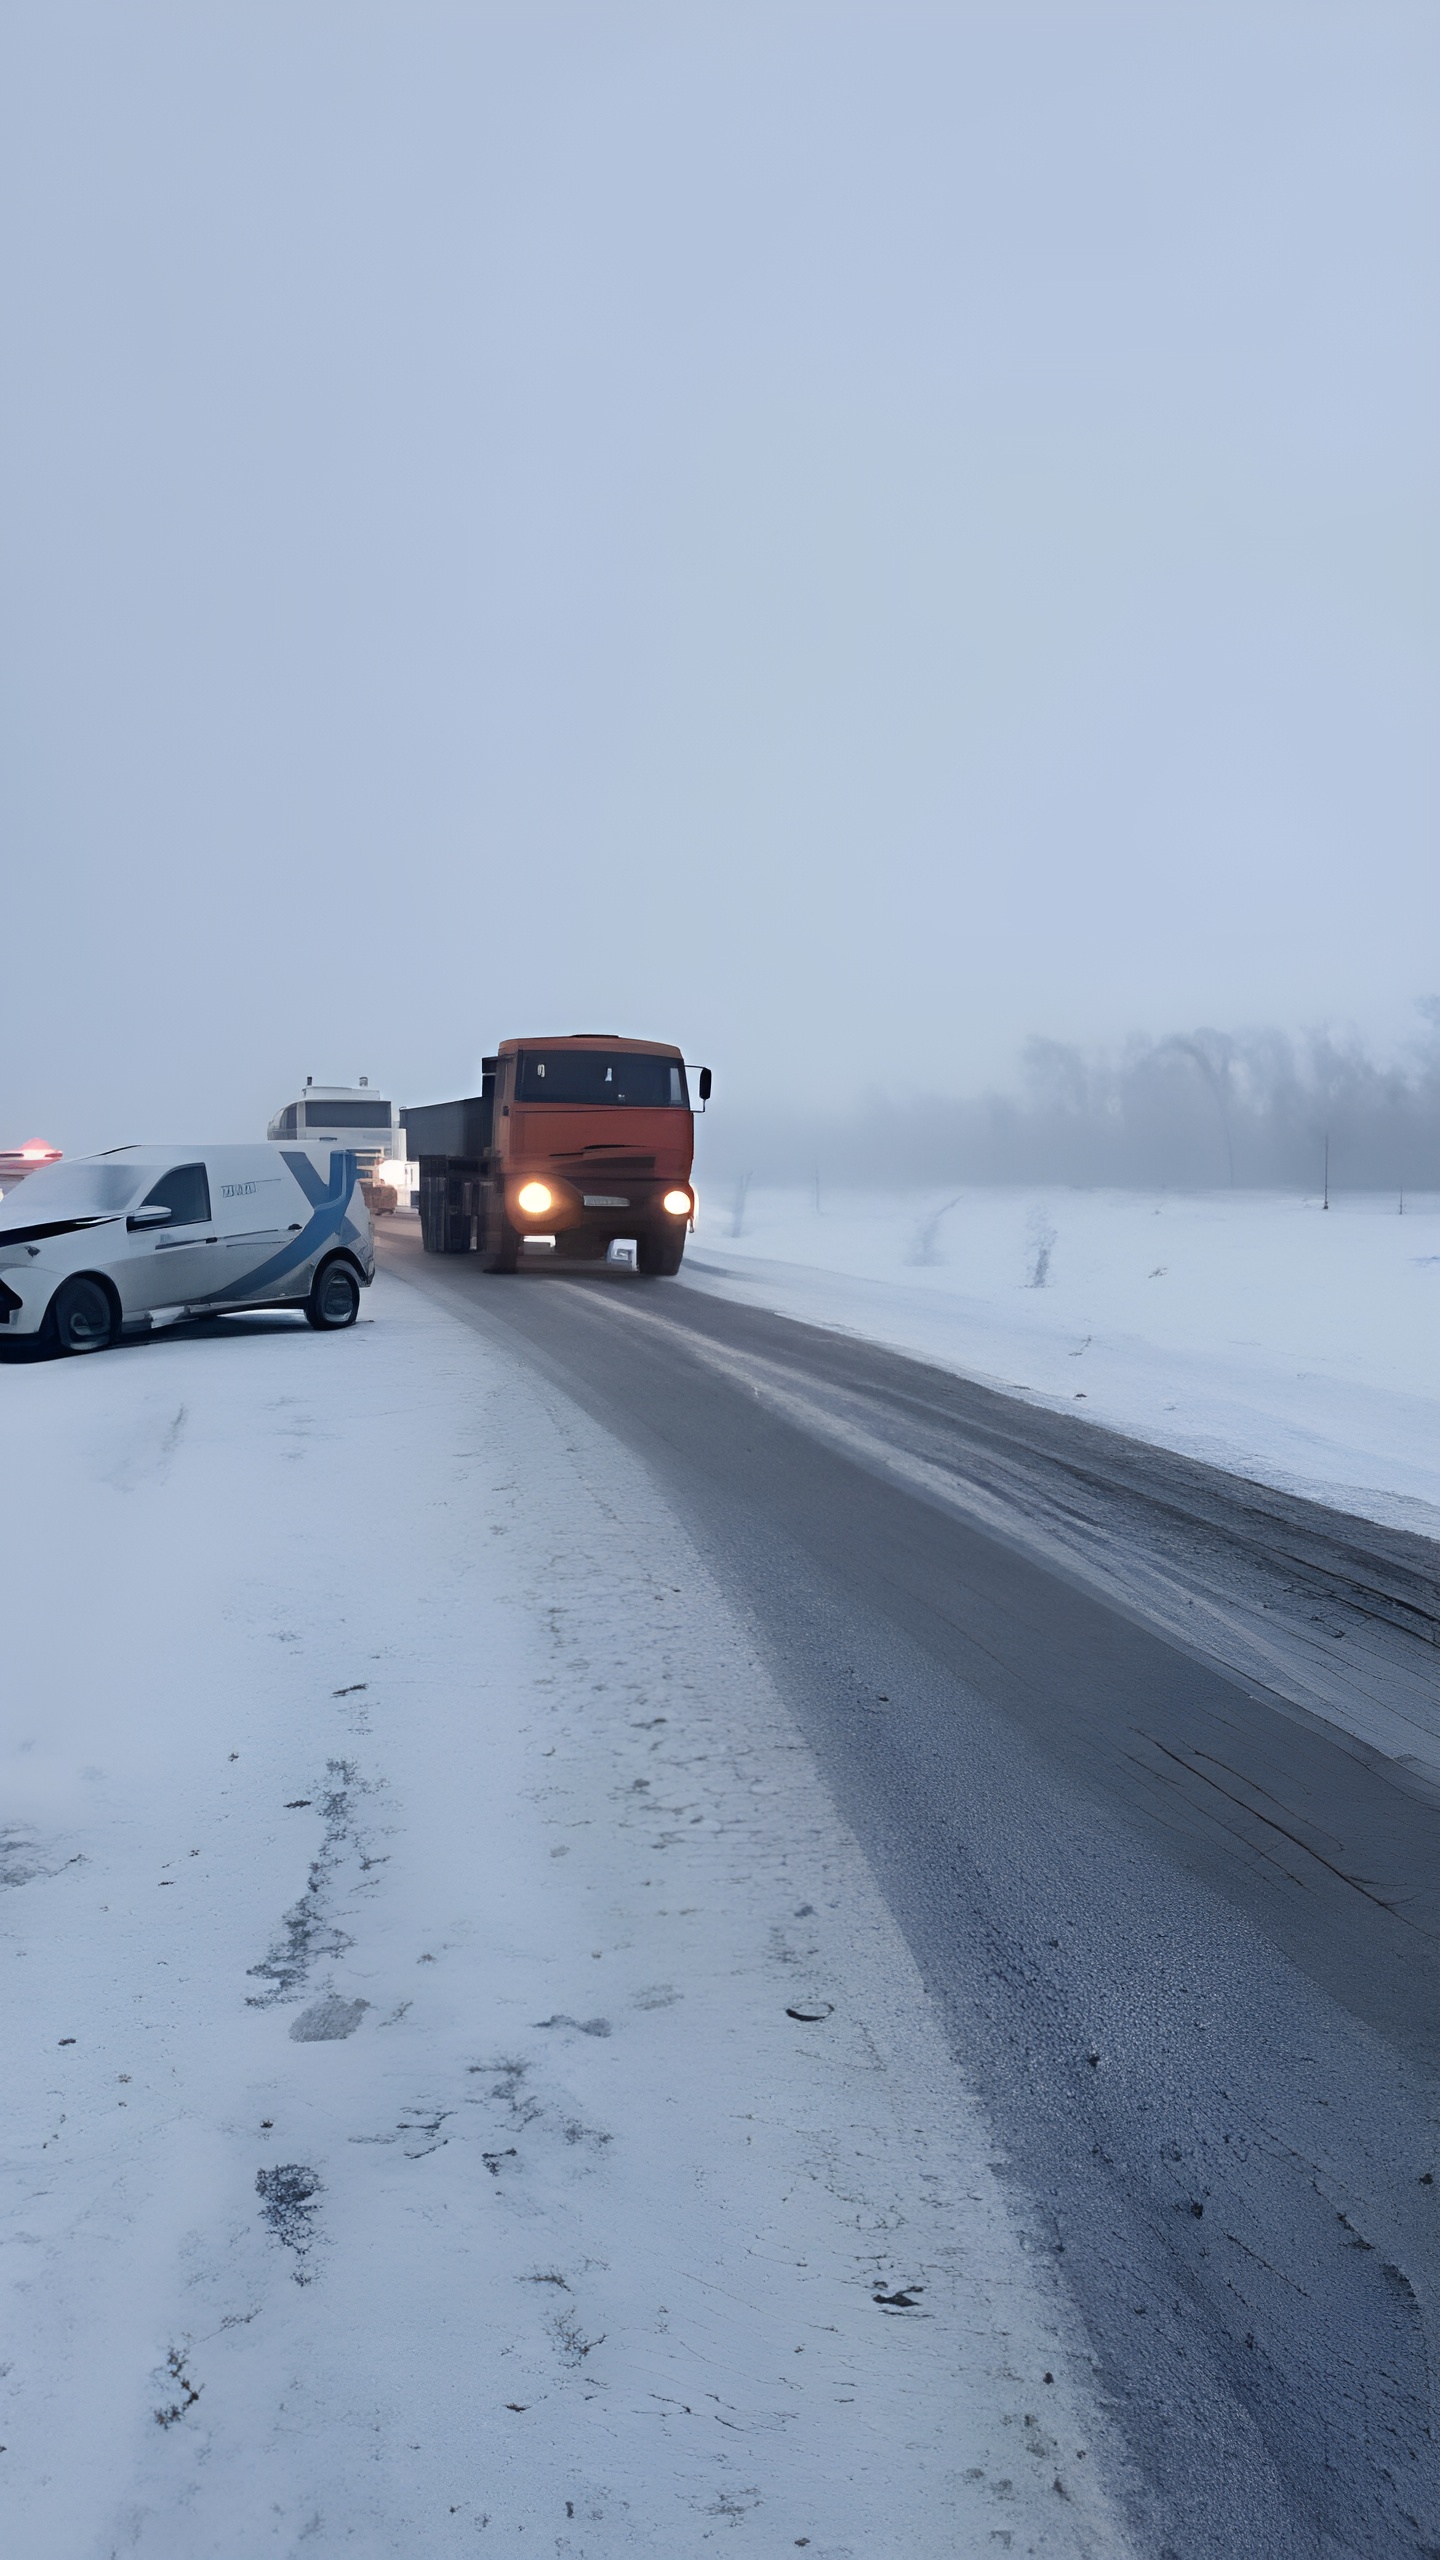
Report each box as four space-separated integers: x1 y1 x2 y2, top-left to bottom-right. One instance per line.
267 1082 401 1175
0 1144 373 1354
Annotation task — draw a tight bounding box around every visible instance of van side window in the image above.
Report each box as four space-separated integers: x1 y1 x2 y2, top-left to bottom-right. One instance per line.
140 1163 212 1225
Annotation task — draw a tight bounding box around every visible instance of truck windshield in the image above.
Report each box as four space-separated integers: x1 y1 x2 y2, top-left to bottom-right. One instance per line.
305 1101 392 1128
515 1053 688 1108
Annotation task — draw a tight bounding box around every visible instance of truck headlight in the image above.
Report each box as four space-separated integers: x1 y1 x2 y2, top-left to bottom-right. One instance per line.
516 1182 553 1215
662 1189 692 1216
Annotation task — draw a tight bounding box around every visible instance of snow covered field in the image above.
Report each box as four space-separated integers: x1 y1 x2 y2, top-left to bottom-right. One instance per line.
685 1187 1440 1533
2 1278 1130 2559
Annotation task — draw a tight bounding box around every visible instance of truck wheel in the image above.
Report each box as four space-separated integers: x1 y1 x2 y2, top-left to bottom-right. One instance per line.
480 1198 519 1273
636 1228 685 1278
48 1275 118 1353
305 1258 361 1330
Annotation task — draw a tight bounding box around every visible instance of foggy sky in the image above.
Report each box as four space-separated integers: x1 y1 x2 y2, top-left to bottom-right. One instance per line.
2 2 1435 1157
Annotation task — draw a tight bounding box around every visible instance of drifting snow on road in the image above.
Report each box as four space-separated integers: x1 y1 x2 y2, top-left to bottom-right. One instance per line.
1 1282 1131 2557
685 1185 1440 1532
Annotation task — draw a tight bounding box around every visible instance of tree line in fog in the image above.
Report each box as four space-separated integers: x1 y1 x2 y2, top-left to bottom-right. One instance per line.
710 1005 1440 1191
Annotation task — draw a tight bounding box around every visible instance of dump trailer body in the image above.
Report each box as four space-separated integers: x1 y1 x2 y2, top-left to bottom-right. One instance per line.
403 1036 702 1275
404 1085 496 1255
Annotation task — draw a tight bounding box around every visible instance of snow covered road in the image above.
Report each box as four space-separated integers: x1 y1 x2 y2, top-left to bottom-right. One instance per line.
682 1186 1440 1534
2 1282 1130 2557
385 1229 1440 2560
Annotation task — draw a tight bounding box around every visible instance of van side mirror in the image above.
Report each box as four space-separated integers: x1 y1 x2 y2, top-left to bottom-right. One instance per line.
127 1204 172 1230
697 1067 712 1102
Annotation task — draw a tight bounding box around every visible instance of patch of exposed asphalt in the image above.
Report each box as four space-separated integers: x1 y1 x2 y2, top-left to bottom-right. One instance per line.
246 1760 384 2008
153 2346 202 2427
289 1994 369 2042
546 2306 606 2368
1 1827 81 1889
348 2106 453 2159
255 2164 323 2280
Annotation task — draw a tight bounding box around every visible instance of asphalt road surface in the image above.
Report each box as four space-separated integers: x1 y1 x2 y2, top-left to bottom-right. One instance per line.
380 1225 1440 2560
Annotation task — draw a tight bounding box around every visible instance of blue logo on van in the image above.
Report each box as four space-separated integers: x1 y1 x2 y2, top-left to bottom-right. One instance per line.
208 1151 360 1302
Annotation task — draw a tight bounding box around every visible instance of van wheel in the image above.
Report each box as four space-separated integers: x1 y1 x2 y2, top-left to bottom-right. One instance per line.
305 1259 361 1330
49 1276 118 1353
636 1228 685 1278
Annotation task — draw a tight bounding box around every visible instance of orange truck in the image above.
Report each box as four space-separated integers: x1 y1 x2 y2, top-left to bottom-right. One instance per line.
403 1034 712 1277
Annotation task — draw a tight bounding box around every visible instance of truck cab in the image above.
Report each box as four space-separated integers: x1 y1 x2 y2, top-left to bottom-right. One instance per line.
267 1082 400 1176
405 1034 710 1276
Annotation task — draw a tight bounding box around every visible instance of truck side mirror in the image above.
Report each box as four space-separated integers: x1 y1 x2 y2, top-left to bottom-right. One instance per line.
698 1068 712 1102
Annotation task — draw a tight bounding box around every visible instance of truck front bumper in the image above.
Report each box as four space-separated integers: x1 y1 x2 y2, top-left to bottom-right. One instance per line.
508 1176 692 1238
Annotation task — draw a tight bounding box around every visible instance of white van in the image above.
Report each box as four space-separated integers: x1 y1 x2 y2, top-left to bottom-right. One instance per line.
0 1144 374 1354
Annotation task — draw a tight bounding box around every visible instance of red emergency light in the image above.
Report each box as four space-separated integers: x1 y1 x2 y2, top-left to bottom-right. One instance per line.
0 1140 61 1185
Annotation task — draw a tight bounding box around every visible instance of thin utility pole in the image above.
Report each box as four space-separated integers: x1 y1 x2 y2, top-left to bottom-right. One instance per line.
1322 1134 1330 1210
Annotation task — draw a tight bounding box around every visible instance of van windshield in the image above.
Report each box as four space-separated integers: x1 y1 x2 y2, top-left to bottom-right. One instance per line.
0 1161 142 1223
514 1052 688 1108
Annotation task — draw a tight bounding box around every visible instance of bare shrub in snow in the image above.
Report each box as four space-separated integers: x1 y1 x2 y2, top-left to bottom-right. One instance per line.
906 1196 964 1266
1027 1210 1057 1288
